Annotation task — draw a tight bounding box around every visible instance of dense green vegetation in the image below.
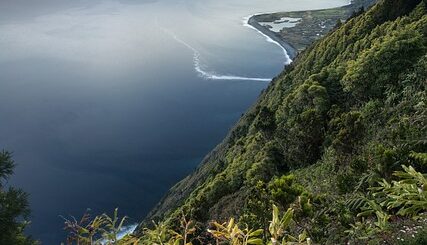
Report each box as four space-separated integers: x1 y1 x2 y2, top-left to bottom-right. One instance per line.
141 0 427 244
2 0 426 244
62 163 426 244
0 151 38 245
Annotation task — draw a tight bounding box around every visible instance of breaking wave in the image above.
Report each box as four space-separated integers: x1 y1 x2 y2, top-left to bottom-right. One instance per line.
101 224 138 245
163 28 272 82
242 14 292 65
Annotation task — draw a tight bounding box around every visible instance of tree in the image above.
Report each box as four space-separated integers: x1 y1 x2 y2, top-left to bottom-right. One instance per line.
0 151 37 245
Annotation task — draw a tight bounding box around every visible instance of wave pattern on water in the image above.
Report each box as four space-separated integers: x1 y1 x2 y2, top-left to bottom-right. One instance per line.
101 224 138 245
242 14 292 65
162 28 272 82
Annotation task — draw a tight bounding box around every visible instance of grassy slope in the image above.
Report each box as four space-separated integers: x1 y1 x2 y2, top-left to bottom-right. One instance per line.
144 0 427 242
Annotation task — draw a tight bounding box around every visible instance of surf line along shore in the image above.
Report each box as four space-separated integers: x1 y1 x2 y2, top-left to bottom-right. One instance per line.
243 14 298 63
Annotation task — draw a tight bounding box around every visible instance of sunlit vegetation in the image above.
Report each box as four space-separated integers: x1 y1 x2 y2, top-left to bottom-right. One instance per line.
60 208 136 245
62 166 425 244
62 0 427 243
143 0 427 243
2 0 427 244
62 204 313 245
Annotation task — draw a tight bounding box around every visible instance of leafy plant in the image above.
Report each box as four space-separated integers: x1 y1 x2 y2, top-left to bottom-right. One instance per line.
208 218 263 245
143 213 198 245
101 208 129 244
168 213 197 245
357 199 390 230
347 165 427 241
410 151 427 166
371 165 427 217
62 210 107 245
269 205 311 245
143 221 170 245
62 209 136 245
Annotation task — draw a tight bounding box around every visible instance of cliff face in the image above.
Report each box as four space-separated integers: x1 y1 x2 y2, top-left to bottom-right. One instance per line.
145 0 427 242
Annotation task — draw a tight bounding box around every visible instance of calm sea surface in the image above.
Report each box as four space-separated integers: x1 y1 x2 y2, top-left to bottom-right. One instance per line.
0 0 347 243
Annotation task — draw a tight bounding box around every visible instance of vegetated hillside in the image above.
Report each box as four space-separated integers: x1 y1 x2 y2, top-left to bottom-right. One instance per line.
144 0 427 243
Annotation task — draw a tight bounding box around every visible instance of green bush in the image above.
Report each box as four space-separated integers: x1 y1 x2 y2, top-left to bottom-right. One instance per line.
0 151 38 245
268 175 305 208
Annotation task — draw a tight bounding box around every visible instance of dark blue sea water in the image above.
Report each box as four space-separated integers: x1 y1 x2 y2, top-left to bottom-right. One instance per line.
0 0 347 243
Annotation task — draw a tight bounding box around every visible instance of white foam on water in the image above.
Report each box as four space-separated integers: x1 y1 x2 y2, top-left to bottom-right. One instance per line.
242 14 292 65
162 28 271 82
117 224 138 240
101 224 138 245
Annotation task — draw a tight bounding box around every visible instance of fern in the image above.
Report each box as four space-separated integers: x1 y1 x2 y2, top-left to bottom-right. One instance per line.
371 165 427 217
410 151 427 166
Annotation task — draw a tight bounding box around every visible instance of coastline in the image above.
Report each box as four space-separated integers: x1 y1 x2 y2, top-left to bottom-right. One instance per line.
244 14 298 62
141 0 378 228
244 0 376 57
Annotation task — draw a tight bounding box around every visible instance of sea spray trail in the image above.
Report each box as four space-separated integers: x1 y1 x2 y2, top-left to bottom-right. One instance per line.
242 14 292 65
100 224 138 245
161 28 272 82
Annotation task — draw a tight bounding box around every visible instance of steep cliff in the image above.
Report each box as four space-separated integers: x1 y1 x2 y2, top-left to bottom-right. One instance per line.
144 0 427 243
